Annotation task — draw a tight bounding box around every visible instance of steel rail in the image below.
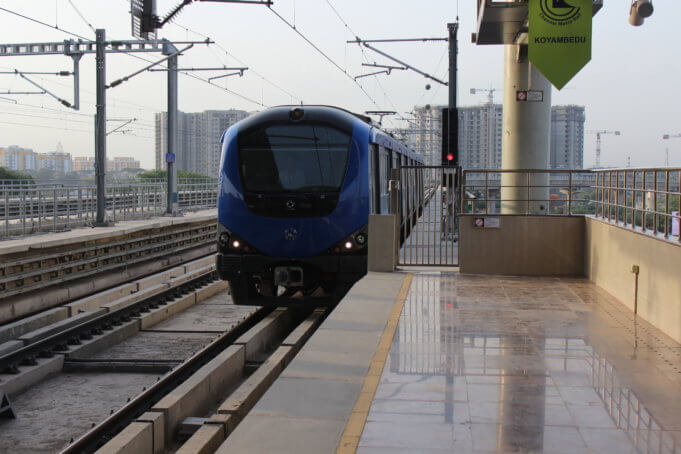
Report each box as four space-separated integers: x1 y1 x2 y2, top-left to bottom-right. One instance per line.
0 270 221 374
61 304 279 454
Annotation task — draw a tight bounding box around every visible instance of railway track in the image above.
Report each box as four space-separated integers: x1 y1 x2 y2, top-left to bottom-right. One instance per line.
0 255 329 453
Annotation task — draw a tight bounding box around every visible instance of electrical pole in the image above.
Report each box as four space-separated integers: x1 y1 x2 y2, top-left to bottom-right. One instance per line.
95 29 107 226
164 42 178 215
447 22 459 165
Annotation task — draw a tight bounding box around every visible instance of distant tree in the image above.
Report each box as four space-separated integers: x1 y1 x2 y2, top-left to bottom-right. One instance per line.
137 169 166 180
0 167 34 183
137 169 212 180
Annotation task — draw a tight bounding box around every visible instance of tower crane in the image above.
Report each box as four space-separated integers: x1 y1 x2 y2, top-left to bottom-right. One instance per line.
470 88 498 105
663 133 681 167
587 130 621 168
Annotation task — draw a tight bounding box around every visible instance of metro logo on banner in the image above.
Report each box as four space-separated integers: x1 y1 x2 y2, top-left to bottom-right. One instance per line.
529 0 592 90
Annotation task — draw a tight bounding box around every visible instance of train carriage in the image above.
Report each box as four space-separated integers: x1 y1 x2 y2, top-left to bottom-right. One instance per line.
216 105 423 306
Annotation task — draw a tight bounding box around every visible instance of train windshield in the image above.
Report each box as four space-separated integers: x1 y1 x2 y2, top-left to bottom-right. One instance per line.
238 124 350 193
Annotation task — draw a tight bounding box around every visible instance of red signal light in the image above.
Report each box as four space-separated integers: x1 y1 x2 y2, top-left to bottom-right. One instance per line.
446 153 454 161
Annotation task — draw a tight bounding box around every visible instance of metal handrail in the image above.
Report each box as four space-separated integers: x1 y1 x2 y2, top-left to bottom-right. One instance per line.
460 168 681 242
0 179 218 239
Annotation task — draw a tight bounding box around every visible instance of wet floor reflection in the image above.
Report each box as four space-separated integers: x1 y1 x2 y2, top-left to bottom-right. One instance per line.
358 273 681 454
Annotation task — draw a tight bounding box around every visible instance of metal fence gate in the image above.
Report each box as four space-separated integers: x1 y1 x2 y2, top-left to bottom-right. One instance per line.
397 166 459 266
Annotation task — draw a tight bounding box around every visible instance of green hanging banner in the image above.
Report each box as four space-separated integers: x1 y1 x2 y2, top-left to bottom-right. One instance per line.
528 0 592 90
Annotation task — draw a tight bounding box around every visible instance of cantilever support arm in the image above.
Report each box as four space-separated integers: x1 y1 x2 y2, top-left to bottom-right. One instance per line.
18 72 72 107
354 41 448 86
106 44 194 88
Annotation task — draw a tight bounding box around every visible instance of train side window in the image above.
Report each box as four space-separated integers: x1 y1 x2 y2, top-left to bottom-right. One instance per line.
379 146 390 214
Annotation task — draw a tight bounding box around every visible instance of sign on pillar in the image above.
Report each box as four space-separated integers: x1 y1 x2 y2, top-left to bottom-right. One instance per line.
528 0 592 89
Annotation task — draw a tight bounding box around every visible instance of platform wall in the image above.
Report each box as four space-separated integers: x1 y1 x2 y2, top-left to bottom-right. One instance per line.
459 215 584 276
585 217 681 344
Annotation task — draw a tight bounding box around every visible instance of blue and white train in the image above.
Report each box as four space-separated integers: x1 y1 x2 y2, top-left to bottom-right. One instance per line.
216 105 423 306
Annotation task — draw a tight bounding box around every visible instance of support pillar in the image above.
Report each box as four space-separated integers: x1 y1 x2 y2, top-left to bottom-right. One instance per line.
501 44 552 215
94 29 107 226
164 43 179 216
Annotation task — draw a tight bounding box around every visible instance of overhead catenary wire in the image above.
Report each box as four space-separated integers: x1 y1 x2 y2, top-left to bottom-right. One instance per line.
171 21 302 103
266 5 380 109
67 0 97 34
322 0 409 128
0 5 266 108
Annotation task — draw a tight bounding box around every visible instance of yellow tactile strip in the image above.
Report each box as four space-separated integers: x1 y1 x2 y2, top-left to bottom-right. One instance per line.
336 273 414 454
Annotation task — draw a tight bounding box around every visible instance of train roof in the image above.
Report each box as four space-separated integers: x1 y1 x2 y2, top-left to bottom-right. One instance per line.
370 129 423 163
227 105 423 163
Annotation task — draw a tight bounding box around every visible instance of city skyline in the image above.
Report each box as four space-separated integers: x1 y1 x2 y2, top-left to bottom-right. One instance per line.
0 1 678 169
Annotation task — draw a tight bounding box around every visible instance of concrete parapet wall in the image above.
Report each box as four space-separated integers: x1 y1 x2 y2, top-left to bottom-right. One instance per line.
585 217 681 343
368 214 396 272
459 215 584 276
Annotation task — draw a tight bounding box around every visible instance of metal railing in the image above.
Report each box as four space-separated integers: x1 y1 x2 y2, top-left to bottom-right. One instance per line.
0 178 218 239
460 169 596 216
594 168 681 242
460 168 681 242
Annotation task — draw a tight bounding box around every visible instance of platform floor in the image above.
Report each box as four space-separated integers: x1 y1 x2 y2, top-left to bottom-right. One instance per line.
219 271 681 454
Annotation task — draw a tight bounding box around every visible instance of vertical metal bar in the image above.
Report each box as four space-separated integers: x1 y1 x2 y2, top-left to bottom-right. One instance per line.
53 188 57 232
568 171 573 215
95 28 107 226
653 171 658 235
642 171 647 232
166 47 178 216
4 185 8 237
664 170 670 239
615 171 620 223
66 186 70 229
485 171 489 214
21 187 26 235
629 170 634 227
38 190 42 231
78 188 82 223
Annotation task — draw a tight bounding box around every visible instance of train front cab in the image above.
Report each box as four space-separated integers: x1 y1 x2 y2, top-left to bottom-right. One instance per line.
216 107 370 307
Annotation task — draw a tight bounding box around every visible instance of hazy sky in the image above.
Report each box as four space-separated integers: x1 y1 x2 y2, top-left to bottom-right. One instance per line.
0 0 679 169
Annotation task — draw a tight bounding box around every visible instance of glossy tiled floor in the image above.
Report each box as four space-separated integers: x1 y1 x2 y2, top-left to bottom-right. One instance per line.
358 273 681 454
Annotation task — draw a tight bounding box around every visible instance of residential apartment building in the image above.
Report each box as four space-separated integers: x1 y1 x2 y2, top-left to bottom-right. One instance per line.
0 146 37 171
111 157 141 171
38 152 73 173
550 105 585 169
155 109 250 177
73 156 141 172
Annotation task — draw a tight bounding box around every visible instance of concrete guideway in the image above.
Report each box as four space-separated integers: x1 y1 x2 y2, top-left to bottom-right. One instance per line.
0 276 250 453
216 271 681 454
0 209 217 324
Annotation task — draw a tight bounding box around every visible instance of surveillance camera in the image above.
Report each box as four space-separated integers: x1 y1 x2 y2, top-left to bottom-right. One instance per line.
629 0 653 26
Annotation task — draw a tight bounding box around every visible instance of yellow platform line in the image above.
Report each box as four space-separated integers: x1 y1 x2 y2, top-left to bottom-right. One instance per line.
336 273 414 454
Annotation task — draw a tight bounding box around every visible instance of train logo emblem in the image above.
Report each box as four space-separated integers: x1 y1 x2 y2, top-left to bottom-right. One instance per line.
284 228 298 240
286 200 296 209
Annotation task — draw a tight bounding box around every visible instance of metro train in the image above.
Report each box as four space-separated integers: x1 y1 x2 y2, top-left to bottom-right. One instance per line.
215 105 423 306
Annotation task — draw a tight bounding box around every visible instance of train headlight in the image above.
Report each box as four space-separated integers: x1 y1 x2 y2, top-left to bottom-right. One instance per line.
329 226 368 254
232 240 241 249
